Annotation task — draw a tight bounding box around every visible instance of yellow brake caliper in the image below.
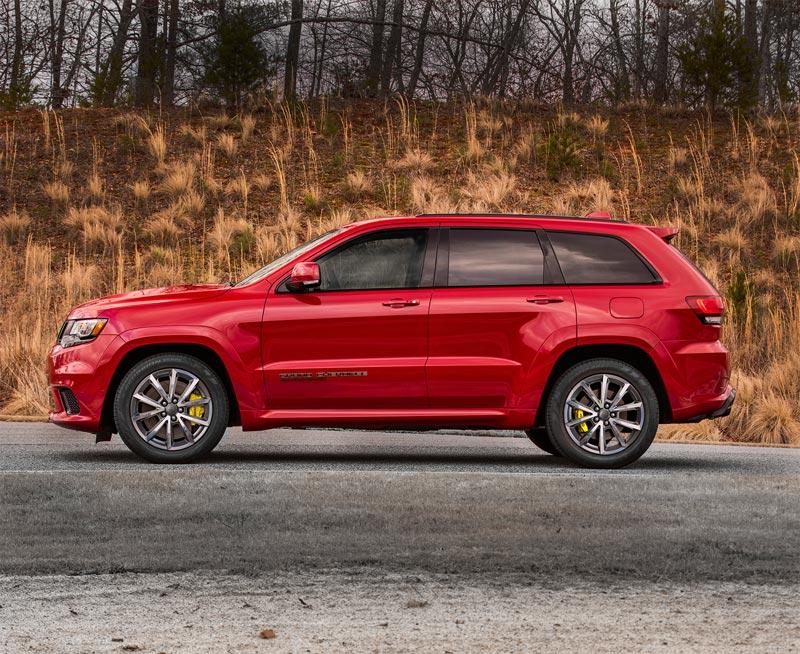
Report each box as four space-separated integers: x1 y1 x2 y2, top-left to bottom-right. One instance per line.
574 408 589 433
188 393 205 419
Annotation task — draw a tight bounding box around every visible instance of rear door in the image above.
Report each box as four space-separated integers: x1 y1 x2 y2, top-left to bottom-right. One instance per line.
427 226 576 411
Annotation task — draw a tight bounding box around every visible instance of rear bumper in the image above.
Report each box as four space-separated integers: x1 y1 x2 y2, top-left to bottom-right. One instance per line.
681 385 736 423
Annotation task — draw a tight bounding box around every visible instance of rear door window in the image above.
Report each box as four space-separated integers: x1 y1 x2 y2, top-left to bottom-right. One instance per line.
547 231 657 285
448 228 544 286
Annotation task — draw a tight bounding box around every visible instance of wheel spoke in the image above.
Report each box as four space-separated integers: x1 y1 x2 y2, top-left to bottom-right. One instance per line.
178 377 199 404
598 423 606 454
177 416 194 443
181 413 209 427
613 401 642 413
567 399 596 415
610 383 630 408
133 393 161 409
167 369 178 401
580 382 602 409
611 417 642 431
609 420 627 446
567 415 593 428
579 421 601 445
600 374 609 406
148 374 169 402
165 419 173 449
145 417 168 442
132 407 162 422
179 397 210 409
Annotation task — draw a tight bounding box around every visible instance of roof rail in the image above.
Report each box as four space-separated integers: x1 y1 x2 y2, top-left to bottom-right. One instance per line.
414 212 628 224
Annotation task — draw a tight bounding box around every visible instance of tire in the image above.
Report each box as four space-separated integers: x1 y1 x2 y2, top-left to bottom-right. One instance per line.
524 427 560 455
114 353 229 463
544 358 659 469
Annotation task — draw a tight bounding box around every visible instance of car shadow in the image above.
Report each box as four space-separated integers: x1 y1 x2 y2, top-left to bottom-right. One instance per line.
48 445 749 473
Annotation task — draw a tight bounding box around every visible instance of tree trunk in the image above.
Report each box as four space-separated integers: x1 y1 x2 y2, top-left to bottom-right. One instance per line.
97 0 134 106
284 0 303 100
134 0 159 106
758 0 773 107
406 0 432 97
381 0 403 94
610 0 630 102
162 0 180 105
653 1 670 103
9 0 24 107
366 0 387 96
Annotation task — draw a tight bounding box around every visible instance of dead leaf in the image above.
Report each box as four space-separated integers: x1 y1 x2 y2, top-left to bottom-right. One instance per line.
406 599 428 609
122 646 140 652
259 629 277 639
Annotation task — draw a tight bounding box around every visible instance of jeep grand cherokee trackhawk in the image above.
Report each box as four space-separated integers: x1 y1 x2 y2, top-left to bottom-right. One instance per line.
48 214 735 468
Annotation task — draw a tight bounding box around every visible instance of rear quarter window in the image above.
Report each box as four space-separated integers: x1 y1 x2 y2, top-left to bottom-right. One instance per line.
548 231 658 285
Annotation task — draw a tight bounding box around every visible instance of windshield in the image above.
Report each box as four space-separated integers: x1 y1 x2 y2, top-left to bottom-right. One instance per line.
236 228 342 287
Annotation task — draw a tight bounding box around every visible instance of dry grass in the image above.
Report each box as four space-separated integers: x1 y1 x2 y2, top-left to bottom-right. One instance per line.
0 208 31 245
586 115 609 140
392 148 434 172
131 180 151 202
43 180 70 204
178 123 207 145
160 160 196 197
147 125 167 164
240 115 257 142
216 133 238 158
64 205 123 251
461 171 516 210
2 102 800 444
86 173 105 200
343 170 371 198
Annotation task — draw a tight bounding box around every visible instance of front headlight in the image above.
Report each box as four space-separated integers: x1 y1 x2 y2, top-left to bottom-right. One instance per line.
58 318 108 348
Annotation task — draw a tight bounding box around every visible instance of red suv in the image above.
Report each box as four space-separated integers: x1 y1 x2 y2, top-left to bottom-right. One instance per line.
48 214 734 468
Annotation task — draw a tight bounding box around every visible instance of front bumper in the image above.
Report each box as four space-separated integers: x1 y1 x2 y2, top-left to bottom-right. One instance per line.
48 334 120 434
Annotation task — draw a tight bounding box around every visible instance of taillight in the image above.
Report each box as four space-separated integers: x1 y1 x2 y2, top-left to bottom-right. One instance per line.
686 295 724 325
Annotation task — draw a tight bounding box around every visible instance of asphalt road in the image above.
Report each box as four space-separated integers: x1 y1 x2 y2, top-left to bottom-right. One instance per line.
1 423 799 652
1 421 798 579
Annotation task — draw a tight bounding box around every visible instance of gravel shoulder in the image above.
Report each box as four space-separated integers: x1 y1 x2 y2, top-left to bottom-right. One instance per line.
2 570 799 653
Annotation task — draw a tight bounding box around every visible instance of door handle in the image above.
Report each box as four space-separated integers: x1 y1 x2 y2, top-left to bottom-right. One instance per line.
526 295 565 305
382 299 420 308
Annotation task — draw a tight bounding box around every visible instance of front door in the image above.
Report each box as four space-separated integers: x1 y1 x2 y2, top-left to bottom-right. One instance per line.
427 227 576 412
262 228 435 411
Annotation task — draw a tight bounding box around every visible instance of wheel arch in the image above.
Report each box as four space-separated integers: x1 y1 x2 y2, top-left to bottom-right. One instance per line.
534 344 672 428
100 343 241 437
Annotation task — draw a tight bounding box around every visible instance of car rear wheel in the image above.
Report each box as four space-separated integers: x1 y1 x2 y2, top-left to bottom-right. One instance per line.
114 353 229 463
545 358 659 469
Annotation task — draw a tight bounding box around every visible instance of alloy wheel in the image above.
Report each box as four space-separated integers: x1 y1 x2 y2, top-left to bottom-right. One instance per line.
562 373 645 455
129 368 213 451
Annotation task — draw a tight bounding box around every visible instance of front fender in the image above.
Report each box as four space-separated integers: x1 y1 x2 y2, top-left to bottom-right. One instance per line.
115 325 263 419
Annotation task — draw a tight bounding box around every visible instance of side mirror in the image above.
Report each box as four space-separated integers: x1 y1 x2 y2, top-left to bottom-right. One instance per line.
286 261 320 292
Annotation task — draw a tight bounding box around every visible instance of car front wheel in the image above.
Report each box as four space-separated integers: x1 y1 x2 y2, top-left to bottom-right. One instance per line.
114 353 229 463
545 358 659 469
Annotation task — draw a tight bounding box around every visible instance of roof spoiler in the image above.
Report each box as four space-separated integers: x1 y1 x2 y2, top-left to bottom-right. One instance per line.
647 226 680 243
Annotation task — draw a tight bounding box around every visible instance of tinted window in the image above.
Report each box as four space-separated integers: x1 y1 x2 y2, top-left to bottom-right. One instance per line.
317 229 427 291
448 229 544 286
548 231 656 284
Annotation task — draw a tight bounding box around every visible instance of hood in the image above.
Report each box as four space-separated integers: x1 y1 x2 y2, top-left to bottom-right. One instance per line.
68 283 232 319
